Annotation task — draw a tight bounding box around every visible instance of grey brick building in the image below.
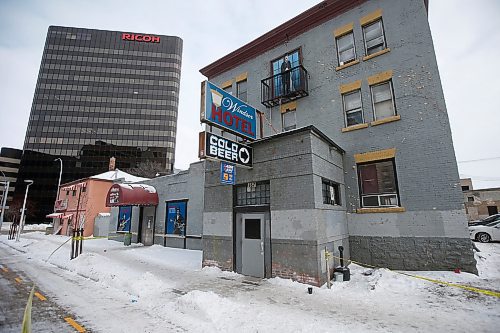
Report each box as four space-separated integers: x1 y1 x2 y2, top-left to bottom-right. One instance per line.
198 0 476 284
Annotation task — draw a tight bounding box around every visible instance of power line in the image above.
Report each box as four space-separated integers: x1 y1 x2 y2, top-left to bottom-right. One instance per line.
457 156 500 163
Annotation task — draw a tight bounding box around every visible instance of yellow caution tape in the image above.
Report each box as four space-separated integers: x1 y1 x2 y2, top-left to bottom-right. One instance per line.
326 253 500 298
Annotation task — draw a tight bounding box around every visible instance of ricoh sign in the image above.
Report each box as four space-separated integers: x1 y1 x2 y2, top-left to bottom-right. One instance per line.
199 132 253 168
122 33 160 43
200 81 257 140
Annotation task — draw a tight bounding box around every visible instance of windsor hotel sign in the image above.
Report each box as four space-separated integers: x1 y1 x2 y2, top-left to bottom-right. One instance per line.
122 33 160 43
200 81 257 140
199 132 253 168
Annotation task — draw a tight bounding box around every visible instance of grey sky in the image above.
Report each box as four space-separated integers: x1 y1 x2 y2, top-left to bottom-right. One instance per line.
1 0 499 189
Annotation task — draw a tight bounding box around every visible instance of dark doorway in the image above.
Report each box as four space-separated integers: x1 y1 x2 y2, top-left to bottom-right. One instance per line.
487 206 498 216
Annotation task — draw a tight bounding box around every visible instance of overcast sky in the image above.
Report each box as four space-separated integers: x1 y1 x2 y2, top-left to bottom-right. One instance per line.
0 0 499 189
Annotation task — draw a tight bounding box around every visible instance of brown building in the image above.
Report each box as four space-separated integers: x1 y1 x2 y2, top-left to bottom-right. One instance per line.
461 178 500 221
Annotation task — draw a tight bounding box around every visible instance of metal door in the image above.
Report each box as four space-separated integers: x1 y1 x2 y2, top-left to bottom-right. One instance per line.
241 213 265 278
141 215 154 246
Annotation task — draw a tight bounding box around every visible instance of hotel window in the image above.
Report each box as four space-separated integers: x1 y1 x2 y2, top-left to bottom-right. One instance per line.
235 182 270 206
236 79 247 102
271 50 301 98
282 108 297 132
322 179 341 205
371 81 396 121
358 160 399 208
336 32 356 66
342 90 364 126
223 85 232 95
363 19 386 55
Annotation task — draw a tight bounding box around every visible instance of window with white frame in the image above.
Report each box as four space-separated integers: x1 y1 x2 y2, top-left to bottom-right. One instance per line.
363 19 386 55
336 32 356 65
236 79 247 102
358 159 399 208
282 108 296 132
371 81 396 120
342 90 364 126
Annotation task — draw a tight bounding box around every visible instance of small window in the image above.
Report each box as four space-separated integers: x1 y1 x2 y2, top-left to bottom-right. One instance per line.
343 90 363 126
322 179 341 205
72 190 76 196
244 219 261 239
467 197 474 202
461 186 470 191
236 182 270 206
66 190 70 196
236 79 247 102
223 85 232 95
82 186 86 193
282 109 297 132
336 32 356 65
363 19 386 55
371 81 396 120
358 159 399 208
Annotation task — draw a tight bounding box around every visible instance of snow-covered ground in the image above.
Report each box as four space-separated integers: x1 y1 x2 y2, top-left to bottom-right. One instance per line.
1 230 499 333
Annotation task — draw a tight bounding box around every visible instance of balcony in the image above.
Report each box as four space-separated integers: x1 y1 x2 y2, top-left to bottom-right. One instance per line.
261 65 309 107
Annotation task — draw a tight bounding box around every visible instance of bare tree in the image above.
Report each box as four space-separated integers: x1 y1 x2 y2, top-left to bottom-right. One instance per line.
126 160 167 179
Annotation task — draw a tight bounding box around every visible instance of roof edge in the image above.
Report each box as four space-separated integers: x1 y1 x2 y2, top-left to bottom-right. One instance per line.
200 0 367 78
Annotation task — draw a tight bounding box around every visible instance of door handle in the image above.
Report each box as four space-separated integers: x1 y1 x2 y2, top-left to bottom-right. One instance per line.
260 242 264 252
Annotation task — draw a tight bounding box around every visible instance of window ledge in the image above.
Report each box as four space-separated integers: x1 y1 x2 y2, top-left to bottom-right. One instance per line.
356 207 406 214
370 114 401 126
362 48 391 61
341 123 368 133
336 59 360 71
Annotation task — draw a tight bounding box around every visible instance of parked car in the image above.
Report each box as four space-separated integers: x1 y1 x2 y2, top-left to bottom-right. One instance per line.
469 220 500 243
469 214 500 226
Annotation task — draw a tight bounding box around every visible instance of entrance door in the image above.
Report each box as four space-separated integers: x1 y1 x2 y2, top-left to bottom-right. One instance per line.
241 213 265 278
487 206 498 216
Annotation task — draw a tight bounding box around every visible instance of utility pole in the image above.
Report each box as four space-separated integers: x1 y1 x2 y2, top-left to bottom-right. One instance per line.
16 180 34 242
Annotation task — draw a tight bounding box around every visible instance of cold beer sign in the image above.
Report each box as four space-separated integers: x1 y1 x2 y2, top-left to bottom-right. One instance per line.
200 81 257 140
199 132 253 168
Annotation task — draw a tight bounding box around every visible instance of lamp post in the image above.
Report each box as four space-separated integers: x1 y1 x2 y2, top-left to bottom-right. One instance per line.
54 158 63 200
16 180 34 242
0 170 9 232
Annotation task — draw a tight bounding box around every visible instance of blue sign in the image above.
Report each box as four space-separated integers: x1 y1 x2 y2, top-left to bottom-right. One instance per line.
117 206 132 232
166 201 187 236
201 80 257 140
220 162 236 185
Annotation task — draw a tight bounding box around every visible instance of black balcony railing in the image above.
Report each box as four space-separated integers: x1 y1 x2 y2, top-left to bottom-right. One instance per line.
261 65 309 107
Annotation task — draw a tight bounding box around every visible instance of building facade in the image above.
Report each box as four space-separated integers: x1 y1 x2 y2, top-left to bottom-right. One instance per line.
198 0 476 284
0 147 22 215
16 26 183 223
461 179 500 221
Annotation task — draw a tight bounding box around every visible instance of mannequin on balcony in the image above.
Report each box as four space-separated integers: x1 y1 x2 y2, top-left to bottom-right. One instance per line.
281 55 292 96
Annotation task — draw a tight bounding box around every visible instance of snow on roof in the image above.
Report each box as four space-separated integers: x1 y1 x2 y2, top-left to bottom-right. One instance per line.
118 183 157 194
90 169 149 183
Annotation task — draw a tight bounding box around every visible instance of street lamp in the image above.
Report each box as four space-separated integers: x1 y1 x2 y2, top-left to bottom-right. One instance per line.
54 158 63 200
16 180 34 242
0 170 9 232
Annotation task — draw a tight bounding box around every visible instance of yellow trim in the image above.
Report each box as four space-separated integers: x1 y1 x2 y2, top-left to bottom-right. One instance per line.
64 317 86 333
356 207 406 213
371 115 401 126
34 292 47 301
220 79 233 89
367 70 393 86
360 9 383 26
15 277 22 284
1 266 8 272
341 123 368 133
235 72 248 82
333 22 354 38
280 101 297 113
354 148 396 163
339 80 362 94
363 48 390 61
336 59 360 71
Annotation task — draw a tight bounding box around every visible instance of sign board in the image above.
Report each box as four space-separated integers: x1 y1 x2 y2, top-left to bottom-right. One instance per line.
199 131 253 168
54 199 68 211
220 162 236 185
200 80 257 140
117 206 132 232
166 200 187 236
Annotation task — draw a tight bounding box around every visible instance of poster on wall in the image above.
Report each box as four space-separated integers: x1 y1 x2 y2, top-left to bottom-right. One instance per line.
166 201 187 236
117 206 132 232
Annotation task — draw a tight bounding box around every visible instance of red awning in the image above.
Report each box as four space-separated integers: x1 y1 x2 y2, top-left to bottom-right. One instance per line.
46 213 63 218
106 183 158 207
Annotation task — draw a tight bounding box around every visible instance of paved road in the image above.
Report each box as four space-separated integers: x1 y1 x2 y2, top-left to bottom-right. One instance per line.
0 248 91 332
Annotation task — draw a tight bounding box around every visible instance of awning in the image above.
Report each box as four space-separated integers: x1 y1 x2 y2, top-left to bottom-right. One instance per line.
106 183 158 207
62 214 74 219
46 213 63 218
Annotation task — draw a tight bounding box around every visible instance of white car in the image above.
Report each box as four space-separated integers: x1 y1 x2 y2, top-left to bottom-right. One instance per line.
469 220 500 243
